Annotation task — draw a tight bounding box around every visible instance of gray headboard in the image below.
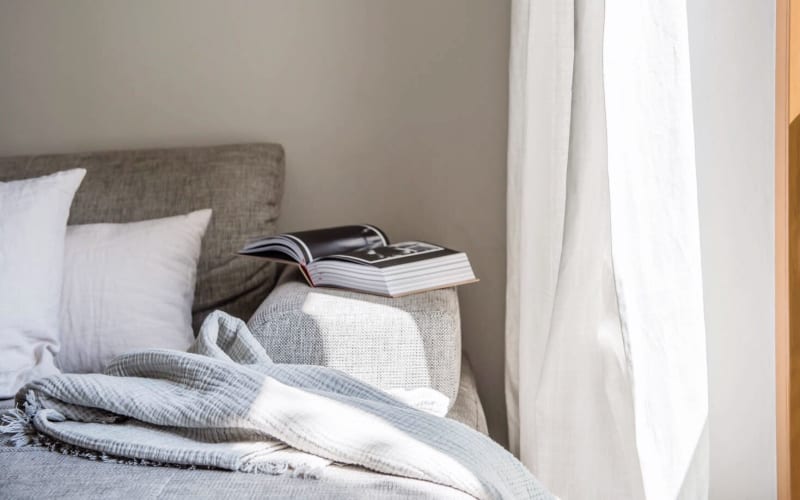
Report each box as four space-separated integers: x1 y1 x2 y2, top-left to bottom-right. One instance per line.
0 143 285 328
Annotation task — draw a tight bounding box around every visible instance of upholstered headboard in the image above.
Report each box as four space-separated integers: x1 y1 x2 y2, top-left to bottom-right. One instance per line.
0 143 285 328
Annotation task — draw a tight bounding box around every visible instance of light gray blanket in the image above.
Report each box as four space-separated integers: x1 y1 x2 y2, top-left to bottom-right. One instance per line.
1 312 551 500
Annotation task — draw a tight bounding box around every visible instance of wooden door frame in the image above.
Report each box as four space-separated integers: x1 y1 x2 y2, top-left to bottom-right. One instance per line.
777 0 794 498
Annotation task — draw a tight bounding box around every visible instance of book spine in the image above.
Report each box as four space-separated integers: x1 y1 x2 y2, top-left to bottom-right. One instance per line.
298 264 315 287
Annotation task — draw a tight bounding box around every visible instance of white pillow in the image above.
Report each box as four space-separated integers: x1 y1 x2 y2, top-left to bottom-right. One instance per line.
0 169 86 399
57 209 212 373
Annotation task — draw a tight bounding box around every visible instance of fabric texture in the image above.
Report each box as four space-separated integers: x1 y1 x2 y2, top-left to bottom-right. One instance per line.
0 143 285 329
0 448 473 500
2 312 549 500
0 358 487 499
446 355 489 435
57 210 213 373
505 0 708 498
248 268 462 407
0 169 86 399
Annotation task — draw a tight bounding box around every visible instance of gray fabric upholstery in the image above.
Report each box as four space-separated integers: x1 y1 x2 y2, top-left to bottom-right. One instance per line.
0 449 472 499
248 267 462 406
0 143 285 328
0 360 487 500
447 355 489 435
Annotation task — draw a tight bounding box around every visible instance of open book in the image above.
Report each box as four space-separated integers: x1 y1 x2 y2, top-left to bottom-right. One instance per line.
239 224 478 297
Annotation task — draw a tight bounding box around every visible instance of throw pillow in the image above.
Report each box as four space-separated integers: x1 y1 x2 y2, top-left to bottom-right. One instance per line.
57 209 212 373
0 169 86 399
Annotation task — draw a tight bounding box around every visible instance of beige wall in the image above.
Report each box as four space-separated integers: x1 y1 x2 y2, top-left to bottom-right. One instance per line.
0 1 512 442
687 0 777 497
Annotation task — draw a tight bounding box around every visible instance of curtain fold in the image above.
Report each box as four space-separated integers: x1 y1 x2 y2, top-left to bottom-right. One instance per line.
505 1 709 498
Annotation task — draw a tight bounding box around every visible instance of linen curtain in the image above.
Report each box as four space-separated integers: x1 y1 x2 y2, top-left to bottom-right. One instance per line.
505 0 709 498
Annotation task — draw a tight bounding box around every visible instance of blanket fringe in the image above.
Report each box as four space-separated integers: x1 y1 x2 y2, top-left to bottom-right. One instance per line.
1 391 322 478
291 463 325 479
239 460 323 479
0 391 43 447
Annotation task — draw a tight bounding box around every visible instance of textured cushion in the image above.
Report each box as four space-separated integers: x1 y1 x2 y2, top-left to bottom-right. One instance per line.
247 268 462 406
0 144 285 329
58 210 212 373
0 449 473 500
0 169 85 399
447 355 488 434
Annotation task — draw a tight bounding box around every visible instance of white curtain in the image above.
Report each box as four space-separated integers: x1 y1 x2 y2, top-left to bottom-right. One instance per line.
505 0 709 499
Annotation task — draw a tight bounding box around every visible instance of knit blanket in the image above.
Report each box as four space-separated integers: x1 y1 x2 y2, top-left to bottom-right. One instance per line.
1 312 551 500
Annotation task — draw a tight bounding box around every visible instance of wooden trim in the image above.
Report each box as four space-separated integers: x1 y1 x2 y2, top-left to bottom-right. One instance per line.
777 0 793 498
792 0 800 122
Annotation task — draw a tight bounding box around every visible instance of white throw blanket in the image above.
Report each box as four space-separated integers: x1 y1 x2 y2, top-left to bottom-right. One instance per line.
1 312 551 500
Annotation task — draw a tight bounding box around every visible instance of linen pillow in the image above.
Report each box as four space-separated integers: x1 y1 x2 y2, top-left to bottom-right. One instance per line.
0 169 86 399
57 209 212 373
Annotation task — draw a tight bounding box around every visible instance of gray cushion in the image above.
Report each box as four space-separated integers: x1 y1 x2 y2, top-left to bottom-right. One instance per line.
247 267 462 406
0 449 472 499
0 143 285 328
448 355 488 434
